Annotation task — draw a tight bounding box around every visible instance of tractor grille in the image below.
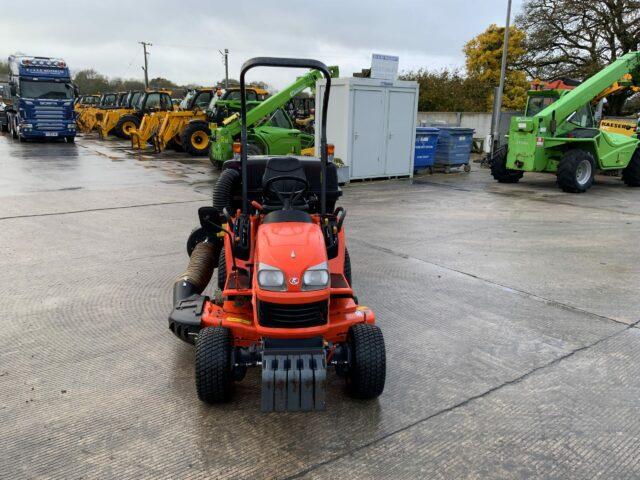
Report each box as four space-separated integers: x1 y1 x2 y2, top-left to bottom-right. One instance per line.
258 300 328 328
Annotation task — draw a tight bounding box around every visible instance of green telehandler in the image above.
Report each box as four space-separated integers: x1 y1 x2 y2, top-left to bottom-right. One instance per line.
490 51 640 193
209 66 338 167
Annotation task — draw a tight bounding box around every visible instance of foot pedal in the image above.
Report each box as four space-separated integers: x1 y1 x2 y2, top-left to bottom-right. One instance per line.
261 337 326 412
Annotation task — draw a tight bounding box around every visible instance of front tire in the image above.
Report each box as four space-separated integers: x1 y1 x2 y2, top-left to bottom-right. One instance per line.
346 324 386 399
622 148 640 187
557 149 595 193
195 327 234 403
181 121 210 156
114 115 140 139
490 145 523 183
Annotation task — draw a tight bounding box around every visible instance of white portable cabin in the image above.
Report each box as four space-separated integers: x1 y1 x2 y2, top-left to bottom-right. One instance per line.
315 77 419 180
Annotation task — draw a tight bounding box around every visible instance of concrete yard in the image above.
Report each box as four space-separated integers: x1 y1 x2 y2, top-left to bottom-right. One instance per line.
1 133 639 479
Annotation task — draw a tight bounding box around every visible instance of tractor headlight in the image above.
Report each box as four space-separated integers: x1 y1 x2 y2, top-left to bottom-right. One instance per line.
257 263 286 291
302 262 329 290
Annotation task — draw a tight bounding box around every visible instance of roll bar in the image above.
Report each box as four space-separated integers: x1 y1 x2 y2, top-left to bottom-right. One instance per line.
239 57 332 215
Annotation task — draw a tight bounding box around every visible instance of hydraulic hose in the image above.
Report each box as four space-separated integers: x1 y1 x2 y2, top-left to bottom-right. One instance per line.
173 241 219 306
212 168 240 213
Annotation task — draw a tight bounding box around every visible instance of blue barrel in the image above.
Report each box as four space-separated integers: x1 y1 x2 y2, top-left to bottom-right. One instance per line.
434 127 474 167
414 127 440 171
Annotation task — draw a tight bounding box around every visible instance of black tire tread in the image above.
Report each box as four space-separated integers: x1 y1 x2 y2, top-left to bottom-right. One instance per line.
347 324 386 399
622 148 640 187
114 115 140 139
490 145 523 183
217 248 227 290
557 148 595 193
181 121 210 156
195 327 234 403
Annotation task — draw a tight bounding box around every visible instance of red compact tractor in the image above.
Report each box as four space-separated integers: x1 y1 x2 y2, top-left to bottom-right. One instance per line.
169 58 386 411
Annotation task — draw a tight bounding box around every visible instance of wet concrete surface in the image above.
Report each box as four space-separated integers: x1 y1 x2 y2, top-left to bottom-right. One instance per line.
0 133 639 479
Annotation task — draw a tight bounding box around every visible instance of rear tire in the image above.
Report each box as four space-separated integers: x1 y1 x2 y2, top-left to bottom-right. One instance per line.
195 327 234 403
10 118 17 139
490 146 523 183
181 121 210 156
114 115 140 139
557 149 595 193
622 149 640 187
217 248 227 290
346 324 386 399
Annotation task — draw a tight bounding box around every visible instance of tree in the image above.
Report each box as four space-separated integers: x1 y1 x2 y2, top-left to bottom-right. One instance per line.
400 68 488 112
464 24 530 110
73 69 110 94
148 77 178 90
516 0 640 113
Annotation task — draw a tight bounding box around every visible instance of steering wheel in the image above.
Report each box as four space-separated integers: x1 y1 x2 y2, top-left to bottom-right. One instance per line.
264 175 309 210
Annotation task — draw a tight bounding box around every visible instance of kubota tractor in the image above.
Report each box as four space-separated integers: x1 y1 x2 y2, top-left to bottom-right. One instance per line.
169 58 386 411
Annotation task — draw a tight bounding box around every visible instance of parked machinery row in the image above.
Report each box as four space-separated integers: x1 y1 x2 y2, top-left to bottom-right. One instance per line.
73 74 328 160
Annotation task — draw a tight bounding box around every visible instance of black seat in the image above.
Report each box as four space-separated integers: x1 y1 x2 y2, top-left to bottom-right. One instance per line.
261 157 309 211
220 157 342 214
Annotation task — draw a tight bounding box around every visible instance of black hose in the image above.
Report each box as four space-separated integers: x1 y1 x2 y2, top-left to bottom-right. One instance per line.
173 242 218 306
212 168 240 213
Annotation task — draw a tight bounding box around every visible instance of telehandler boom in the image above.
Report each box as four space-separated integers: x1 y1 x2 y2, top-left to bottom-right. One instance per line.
209 66 338 165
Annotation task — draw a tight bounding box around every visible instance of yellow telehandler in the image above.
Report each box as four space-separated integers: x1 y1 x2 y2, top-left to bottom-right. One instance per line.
150 87 214 155
96 91 144 139
76 92 118 133
129 90 175 150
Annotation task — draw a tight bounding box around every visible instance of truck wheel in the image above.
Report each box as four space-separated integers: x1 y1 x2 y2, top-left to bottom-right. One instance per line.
10 118 18 139
622 149 640 187
65 136 75 144
181 121 210 156
195 327 234 403
557 149 595 193
346 324 386 399
114 115 140 139
490 145 523 183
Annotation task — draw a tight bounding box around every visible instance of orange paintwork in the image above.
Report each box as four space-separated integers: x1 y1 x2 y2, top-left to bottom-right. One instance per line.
200 213 375 347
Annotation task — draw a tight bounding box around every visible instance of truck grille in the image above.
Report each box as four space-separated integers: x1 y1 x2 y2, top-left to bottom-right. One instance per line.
258 300 328 328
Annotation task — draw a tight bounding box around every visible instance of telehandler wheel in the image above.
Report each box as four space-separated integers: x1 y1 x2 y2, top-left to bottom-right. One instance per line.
557 149 595 193
168 136 184 152
182 121 210 156
622 149 640 187
346 324 386 399
246 143 263 156
490 146 523 183
195 326 234 403
114 115 140 139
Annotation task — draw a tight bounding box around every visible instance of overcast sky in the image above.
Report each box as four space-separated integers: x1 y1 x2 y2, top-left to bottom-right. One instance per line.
1 0 524 89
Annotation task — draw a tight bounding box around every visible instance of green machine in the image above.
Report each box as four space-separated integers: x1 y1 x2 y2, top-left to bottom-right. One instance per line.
491 51 640 193
209 66 338 166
